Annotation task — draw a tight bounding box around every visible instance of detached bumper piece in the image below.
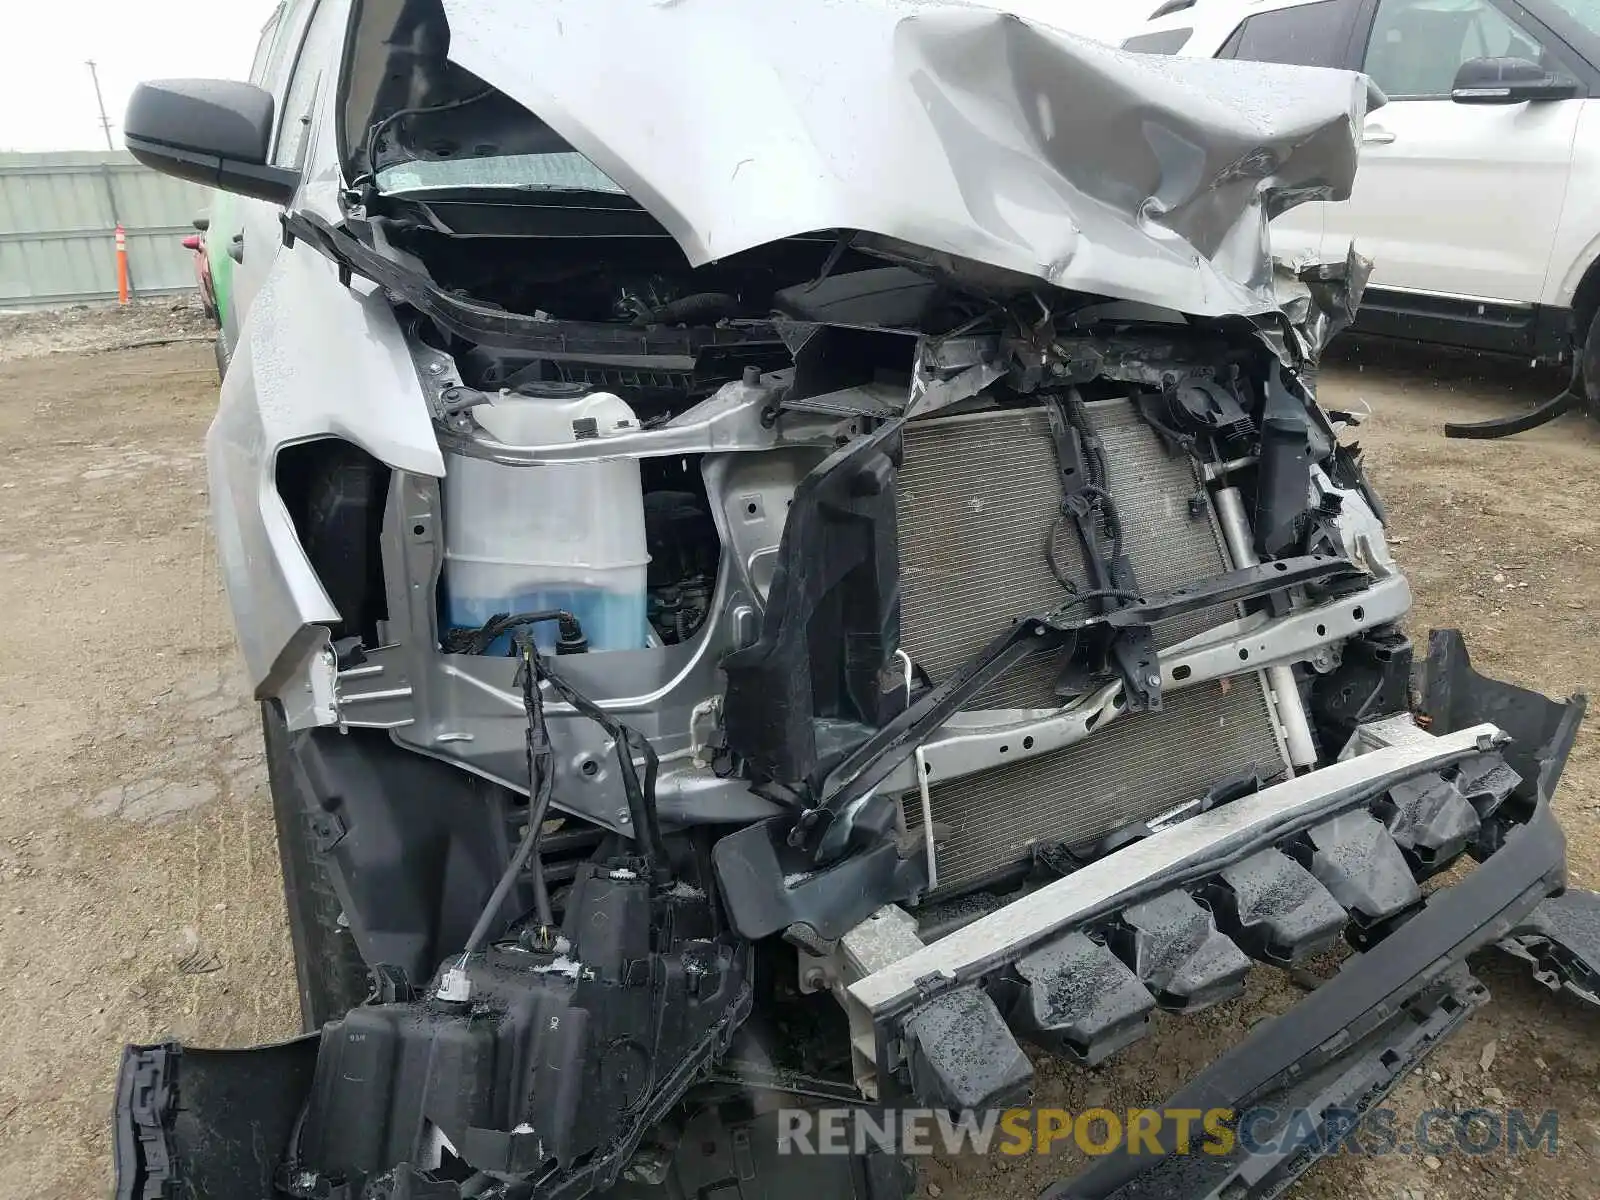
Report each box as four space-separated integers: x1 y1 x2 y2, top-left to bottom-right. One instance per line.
1050 966 1488 1200
1497 888 1600 1008
846 632 1582 1200
1045 630 1585 1199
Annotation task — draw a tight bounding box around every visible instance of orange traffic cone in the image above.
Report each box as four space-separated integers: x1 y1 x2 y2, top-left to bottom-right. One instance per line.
116 224 129 305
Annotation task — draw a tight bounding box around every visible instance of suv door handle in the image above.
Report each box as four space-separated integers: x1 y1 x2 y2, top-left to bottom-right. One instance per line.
228 232 244 264
1362 127 1396 145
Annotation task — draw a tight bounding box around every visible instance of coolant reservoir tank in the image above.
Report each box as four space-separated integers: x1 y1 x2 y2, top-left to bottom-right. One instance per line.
442 384 650 654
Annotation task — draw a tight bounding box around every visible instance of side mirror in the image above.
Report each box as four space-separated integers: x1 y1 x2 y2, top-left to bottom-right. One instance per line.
1451 57 1579 104
124 80 298 205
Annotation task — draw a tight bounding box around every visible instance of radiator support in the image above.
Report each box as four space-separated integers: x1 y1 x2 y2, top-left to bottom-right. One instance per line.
894 399 1290 897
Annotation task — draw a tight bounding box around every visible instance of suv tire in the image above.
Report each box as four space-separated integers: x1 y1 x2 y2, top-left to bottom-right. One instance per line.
1582 306 1600 418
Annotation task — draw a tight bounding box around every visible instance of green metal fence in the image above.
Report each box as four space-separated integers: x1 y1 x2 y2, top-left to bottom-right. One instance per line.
0 150 211 309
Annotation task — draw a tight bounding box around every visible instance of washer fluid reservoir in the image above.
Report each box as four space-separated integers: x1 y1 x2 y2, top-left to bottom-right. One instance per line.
442 384 650 654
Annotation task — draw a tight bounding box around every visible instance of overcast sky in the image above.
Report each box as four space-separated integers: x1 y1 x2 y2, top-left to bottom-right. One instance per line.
0 0 1150 153
0 0 277 151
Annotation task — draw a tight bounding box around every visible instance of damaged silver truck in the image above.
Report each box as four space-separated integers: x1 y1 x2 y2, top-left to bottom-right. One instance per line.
114 2 1595 1198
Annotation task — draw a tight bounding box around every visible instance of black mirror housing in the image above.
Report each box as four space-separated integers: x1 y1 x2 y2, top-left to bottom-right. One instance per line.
1451 56 1580 104
124 80 299 205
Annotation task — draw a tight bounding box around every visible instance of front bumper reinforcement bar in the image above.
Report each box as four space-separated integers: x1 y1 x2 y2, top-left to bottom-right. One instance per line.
848 723 1503 1016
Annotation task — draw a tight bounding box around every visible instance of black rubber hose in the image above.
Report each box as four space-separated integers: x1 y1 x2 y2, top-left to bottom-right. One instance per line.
1065 389 1125 562
462 633 558 954
1445 349 1586 439
639 292 738 326
538 660 669 881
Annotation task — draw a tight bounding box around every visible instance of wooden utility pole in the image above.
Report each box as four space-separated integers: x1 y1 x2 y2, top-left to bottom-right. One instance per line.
86 60 115 150
86 60 135 299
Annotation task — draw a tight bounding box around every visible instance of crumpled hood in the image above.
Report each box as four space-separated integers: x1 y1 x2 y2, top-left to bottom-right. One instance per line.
436 0 1372 320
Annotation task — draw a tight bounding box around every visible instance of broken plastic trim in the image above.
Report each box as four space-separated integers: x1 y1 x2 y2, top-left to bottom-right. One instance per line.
1042 629 1585 1200
1444 383 1581 439
1051 807 1564 1199
1444 321 1599 438
848 723 1502 1020
1496 888 1600 1008
1052 967 1488 1199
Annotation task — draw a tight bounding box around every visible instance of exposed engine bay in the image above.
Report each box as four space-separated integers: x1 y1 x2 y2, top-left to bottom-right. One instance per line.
113 3 1594 1200
123 214 1586 1200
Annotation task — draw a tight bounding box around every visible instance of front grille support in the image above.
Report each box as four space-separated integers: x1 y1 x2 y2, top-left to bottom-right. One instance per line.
892 400 1293 894
809 554 1357 864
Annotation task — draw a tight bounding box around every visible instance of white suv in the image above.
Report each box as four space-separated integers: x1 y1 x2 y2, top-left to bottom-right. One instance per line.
1127 0 1600 419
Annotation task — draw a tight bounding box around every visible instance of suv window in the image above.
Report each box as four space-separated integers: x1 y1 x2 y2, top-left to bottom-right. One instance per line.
1218 1 1352 68
274 0 343 169
248 7 285 85
259 2 309 101
1123 28 1194 53
1363 0 1555 98
1547 0 1600 35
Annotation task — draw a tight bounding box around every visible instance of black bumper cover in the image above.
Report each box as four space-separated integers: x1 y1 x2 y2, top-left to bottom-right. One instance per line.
1044 630 1586 1200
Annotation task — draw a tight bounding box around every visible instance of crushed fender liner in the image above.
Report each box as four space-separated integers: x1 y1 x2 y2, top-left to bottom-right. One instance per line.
114 865 756 1200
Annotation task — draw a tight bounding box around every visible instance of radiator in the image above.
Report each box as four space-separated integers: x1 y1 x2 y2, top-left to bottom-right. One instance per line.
896 399 1289 896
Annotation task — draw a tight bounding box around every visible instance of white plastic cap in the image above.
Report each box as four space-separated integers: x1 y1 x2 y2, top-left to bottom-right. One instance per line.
436 966 472 1003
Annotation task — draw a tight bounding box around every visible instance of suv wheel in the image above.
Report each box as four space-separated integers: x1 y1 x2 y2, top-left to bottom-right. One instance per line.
1581 306 1600 418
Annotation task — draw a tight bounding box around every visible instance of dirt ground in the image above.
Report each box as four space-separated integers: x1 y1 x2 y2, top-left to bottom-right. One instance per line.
0 307 1597 1199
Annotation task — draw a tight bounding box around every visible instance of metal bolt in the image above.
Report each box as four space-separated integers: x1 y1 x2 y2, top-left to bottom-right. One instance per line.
426 360 446 376
1147 674 1161 689
801 967 826 991
616 807 631 825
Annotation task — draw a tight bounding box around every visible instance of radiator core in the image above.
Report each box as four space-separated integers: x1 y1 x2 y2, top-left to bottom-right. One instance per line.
895 399 1288 895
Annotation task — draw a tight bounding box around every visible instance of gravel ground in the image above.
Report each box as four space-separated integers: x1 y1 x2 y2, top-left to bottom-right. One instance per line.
0 299 214 364
0 306 1596 1199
